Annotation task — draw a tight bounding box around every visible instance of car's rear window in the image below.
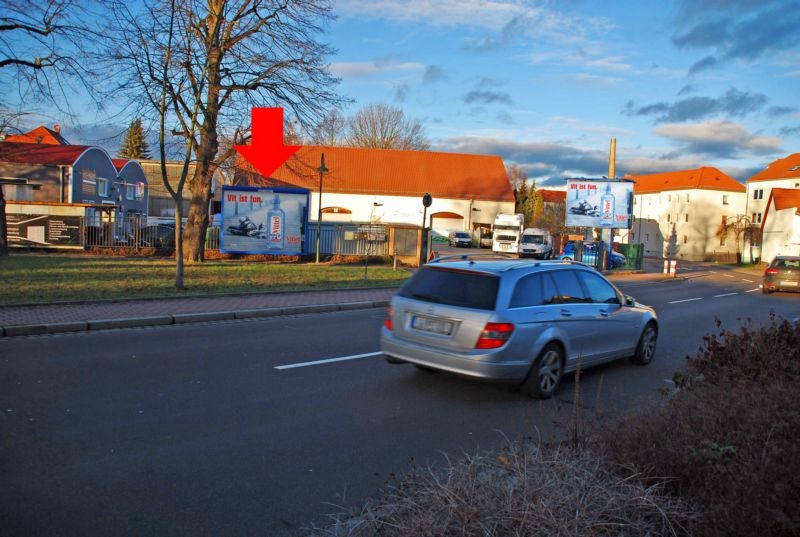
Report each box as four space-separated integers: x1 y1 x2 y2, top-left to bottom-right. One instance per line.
398 267 499 310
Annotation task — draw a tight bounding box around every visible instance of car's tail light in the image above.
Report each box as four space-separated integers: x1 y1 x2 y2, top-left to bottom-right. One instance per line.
765 268 779 275
475 322 514 349
384 306 394 331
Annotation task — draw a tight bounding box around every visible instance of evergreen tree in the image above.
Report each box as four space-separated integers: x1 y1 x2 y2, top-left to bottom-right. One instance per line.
118 118 151 159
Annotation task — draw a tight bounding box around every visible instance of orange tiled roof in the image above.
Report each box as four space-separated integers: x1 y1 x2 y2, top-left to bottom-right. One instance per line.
4 125 70 145
626 167 745 194
771 188 800 215
747 153 800 182
234 145 514 202
538 189 566 203
0 141 92 166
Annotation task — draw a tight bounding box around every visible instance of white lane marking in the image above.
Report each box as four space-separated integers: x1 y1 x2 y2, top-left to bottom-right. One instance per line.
746 288 760 293
741 278 753 283
275 351 382 370
668 297 702 304
713 293 738 298
722 274 735 278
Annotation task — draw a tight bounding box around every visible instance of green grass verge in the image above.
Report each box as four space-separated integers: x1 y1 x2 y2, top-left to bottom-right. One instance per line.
0 254 411 305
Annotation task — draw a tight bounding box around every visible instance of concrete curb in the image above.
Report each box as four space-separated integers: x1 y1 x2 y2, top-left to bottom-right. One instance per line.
0 300 391 338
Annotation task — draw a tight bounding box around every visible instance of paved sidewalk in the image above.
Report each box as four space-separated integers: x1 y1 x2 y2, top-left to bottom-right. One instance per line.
0 287 398 337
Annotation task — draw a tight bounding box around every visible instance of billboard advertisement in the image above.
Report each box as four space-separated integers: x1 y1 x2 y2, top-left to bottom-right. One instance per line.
565 179 634 229
220 185 309 255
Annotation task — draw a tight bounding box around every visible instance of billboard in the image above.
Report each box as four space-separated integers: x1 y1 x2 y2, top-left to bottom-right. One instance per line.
565 179 634 229
220 185 309 255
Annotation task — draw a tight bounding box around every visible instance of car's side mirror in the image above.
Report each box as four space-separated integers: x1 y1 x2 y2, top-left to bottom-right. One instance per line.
624 295 636 307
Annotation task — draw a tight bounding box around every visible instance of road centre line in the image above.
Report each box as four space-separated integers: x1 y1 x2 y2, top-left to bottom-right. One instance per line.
713 292 738 298
668 297 703 304
275 351 382 370
746 288 760 293
741 278 754 283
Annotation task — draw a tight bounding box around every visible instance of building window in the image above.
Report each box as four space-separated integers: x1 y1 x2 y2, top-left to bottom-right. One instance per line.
721 215 727 225
685 214 689 222
752 212 762 224
686 194 690 202
97 178 109 197
720 235 727 246
126 184 135 200
722 195 729 205
667 214 671 222
753 189 764 200
645 233 650 241
683 235 688 244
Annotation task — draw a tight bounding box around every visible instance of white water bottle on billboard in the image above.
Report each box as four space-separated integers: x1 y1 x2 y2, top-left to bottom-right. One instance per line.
600 182 615 227
267 194 285 250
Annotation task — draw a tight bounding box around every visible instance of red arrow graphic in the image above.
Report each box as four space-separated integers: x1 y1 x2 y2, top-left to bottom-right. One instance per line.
234 108 300 178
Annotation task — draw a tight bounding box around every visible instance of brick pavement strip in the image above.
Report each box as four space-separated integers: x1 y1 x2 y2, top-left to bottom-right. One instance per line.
0 288 397 338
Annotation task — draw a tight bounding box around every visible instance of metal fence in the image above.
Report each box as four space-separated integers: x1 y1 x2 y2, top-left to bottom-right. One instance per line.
85 220 388 257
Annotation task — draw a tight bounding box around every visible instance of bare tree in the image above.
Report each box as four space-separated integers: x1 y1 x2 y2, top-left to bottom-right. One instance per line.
104 0 344 262
507 164 527 193
0 0 99 256
310 109 346 146
0 0 100 109
716 214 752 264
345 103 430 150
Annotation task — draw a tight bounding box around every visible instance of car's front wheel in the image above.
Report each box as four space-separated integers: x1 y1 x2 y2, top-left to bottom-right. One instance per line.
522 343 564 399
630 322 657 365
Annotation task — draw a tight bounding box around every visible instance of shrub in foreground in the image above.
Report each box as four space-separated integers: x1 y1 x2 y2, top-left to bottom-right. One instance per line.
598 315 800 537
307 441 696 536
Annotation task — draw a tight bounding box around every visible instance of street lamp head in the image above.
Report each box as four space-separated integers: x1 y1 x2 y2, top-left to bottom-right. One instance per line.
318 153 329 174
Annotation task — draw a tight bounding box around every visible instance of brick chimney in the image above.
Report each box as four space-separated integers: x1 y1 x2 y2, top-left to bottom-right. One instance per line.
53 124 61 133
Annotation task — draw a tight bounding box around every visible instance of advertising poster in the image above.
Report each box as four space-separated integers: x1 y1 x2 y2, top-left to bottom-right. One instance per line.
7 214 83 248
220 186 308 255
565 179 634 229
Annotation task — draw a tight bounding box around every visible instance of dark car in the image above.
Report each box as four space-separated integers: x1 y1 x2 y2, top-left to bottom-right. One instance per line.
381 255 657 399
762 255 800 294
138 224 176 249
558 241 626 268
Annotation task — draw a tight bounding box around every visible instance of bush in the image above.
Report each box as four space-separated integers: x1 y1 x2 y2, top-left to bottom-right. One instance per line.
307 441 696 536
598 315 800 537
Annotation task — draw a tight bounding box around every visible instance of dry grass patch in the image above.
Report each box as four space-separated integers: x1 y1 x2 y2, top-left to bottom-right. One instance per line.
308 440 697 536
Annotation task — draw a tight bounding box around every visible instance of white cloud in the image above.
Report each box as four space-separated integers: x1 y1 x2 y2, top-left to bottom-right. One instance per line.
336 0 530 30
329 60 426 77
654 120 782 152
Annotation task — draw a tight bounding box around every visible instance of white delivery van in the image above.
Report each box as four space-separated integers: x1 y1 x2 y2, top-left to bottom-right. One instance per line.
518 228 553 259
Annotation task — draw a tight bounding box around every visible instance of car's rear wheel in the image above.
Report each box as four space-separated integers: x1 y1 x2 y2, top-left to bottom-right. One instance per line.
522 343 564 399
630 322 657 365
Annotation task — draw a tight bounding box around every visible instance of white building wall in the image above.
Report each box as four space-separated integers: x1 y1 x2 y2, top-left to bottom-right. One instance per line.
631 189 745 261
310 191 514 230
761 207 800 261
745 178 799 224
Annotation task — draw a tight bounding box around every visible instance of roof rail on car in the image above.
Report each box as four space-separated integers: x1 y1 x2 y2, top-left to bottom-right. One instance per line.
428 252 515 264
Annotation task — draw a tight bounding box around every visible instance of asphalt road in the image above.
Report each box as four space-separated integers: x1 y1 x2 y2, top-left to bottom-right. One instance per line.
2 265 798 536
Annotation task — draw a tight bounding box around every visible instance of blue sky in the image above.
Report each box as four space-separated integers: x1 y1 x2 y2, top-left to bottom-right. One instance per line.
15 0 799 190
325 0 799 187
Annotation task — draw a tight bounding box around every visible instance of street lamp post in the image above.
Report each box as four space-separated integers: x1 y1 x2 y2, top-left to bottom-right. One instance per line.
420 193 432 266
315 153 328 263
365 202 383 280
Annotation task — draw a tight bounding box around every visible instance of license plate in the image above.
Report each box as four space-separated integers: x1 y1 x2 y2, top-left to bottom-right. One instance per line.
411 315 453 335
781 280 798 286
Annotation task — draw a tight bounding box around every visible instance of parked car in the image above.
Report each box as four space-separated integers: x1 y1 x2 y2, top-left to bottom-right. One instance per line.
448 231 472 247
381 255 658 399
762 255 800 294
138 224 176 249
558 241 626 268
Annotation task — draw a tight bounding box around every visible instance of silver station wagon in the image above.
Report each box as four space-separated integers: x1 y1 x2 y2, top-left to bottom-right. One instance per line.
381 256 658 399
